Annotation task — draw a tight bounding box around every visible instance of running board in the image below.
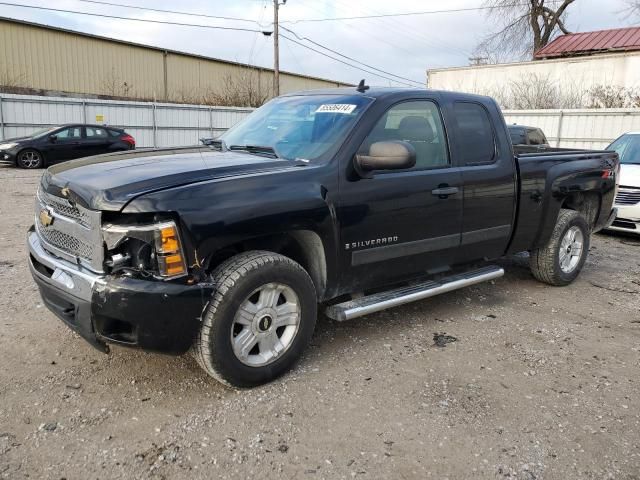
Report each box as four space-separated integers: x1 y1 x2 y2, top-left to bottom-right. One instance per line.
324 265 504 322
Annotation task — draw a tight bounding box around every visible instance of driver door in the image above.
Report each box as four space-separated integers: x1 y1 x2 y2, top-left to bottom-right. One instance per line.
337 99 463 292
46 126 83 163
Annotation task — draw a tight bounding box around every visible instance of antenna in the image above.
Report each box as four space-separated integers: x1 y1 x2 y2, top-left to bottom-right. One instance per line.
356 79 370 93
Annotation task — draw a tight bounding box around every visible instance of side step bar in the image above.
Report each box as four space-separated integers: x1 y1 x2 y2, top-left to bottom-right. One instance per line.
324 265 504 322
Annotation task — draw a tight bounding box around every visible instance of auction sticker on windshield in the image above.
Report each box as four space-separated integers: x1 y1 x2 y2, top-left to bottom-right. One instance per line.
315 104 357 114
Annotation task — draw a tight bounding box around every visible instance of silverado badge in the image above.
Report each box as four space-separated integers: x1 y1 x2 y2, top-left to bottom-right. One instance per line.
39 208 54 227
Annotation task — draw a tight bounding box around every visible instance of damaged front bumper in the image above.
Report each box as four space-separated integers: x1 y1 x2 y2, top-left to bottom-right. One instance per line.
27 227 213 355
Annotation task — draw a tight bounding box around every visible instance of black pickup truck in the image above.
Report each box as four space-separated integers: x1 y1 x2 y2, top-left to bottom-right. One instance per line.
28 86 619 387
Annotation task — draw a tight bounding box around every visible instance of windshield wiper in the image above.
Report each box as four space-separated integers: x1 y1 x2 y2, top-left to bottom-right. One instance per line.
228 144 279 158
200 138 226 151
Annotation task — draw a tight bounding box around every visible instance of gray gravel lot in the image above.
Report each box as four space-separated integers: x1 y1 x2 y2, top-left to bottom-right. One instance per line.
1 165 639 479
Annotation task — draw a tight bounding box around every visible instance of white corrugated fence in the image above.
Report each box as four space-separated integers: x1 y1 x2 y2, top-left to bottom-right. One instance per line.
502 108 640 150
0 93 253 148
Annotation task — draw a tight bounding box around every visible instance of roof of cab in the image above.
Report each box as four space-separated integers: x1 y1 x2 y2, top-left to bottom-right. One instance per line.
280 86 495 102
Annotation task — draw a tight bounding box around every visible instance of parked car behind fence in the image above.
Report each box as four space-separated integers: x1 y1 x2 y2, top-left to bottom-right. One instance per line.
0 124 135 169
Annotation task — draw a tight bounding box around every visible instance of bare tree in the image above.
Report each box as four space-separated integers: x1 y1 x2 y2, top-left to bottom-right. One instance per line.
201 69 270 107
0 64 28 93
475 0 577 61
626 0 640 16
588 85 640 108
101 68 134 98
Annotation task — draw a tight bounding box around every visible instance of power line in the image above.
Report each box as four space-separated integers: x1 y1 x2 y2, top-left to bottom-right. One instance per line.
296 0 434 67
75 0 263 25
280 25 423 86
0 2 265 33
1 0 425 87
330 0 471 58
281 3 554 23
279 33 419 87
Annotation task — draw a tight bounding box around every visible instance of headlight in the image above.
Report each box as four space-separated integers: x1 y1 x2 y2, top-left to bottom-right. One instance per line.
0 143 18 149
102 220 187 279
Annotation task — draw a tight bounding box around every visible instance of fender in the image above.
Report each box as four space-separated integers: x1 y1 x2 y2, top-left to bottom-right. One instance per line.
509 150 617 253
122 164 340 296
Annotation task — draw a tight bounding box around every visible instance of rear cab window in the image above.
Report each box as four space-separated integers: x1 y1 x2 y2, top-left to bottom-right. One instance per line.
527 128 546 145
452 102 497 165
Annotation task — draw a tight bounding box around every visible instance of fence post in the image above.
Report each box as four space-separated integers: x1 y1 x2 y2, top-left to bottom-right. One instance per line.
0 96 4 141
556 110 564 148
152 103 158 148
209 107 214 138
82 101 87 124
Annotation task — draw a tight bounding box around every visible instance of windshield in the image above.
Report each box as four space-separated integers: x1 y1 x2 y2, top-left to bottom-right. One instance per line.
608 134 640 165
219 94 374 161
30 127 58 138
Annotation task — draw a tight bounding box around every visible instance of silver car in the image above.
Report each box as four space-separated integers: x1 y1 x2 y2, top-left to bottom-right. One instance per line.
607 133 640 233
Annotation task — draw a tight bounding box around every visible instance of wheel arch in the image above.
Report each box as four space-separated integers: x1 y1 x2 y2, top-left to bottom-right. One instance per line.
560 191 601 230
15 146 46 167
203 230 328 301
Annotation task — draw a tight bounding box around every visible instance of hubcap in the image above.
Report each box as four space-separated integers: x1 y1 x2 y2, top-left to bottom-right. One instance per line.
231 283 300 367
20 151 40 168
559 226 584 274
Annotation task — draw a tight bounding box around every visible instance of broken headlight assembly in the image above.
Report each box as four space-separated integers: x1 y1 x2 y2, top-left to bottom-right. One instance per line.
102 220 188 279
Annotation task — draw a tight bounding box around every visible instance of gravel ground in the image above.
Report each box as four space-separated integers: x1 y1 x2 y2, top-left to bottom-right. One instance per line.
1 165 639 480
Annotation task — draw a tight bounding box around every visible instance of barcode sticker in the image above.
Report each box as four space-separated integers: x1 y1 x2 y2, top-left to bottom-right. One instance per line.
315 104 357 114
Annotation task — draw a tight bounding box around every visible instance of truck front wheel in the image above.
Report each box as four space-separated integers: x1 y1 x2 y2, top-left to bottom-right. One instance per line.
192 251 317 387
529 208 590 286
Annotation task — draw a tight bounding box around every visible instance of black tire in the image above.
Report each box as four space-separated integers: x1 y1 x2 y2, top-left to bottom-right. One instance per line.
192 251 317 388
530 208 590 286
16 149 44 169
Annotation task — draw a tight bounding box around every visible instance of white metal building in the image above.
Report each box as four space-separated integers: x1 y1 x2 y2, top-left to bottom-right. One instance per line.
427 27 640 102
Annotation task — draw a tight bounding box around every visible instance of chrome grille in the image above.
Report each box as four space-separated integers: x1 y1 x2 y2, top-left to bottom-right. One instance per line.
37 225 93 260
34 187 104 272
38 190 90 227
615 187 640 206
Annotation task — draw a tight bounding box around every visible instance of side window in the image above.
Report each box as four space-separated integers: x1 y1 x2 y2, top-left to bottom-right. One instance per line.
509 128 526 145
86 127 108 138
109 129 122 137
359 100 449 170
55 127 82 140
453 102 496 164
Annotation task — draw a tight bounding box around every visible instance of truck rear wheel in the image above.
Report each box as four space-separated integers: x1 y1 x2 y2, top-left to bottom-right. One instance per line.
192 251 317 388
529 208 590 286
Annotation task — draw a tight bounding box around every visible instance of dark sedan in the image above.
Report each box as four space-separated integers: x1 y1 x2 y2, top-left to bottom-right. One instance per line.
0 124 135 169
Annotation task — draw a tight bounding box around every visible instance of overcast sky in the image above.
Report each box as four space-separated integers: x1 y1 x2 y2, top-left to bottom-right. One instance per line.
2 0 638 87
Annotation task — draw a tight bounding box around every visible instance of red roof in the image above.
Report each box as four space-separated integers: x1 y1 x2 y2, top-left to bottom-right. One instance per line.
534 26 640 59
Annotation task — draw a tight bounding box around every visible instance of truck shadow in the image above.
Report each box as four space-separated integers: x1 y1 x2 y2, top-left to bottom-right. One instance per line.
98 258 539 393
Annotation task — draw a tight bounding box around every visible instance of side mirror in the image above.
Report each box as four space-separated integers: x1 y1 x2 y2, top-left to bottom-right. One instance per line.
48 135 57 143
355 141 416 176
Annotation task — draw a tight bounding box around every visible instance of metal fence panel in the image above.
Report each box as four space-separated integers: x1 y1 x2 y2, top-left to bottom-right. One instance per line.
0 93 252 148
503 109 640 149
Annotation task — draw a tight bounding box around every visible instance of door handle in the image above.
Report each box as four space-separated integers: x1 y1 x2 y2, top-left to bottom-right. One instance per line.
431 186 459 198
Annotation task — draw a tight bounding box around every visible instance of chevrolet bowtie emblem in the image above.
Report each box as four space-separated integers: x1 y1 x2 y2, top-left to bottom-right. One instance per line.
39 208 54 227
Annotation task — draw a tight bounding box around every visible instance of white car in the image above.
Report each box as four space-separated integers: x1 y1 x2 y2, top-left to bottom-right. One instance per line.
607 133 640 233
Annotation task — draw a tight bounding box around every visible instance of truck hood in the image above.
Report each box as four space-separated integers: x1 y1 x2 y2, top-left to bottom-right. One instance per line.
619 164 640 188
42 147 297 211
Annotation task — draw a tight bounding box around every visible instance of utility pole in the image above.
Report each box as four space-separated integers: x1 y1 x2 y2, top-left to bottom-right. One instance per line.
468 56 488 66
273 0 285 97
